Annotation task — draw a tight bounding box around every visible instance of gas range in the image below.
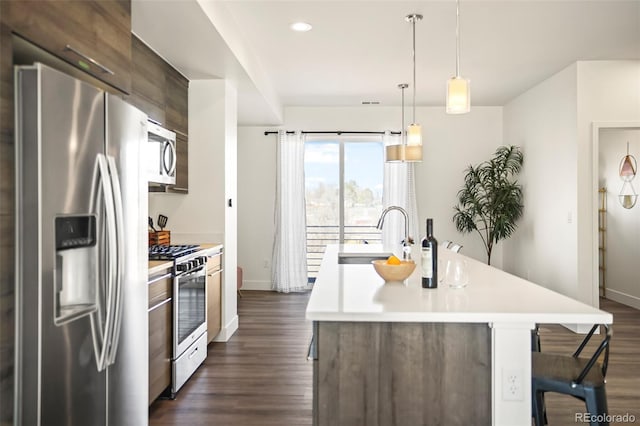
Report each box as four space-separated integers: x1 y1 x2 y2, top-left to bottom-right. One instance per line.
148 244 199 261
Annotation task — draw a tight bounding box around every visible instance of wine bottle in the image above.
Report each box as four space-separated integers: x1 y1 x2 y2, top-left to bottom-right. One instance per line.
421 218 438 288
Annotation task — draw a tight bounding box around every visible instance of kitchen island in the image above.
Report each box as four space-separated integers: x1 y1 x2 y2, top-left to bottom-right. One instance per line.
306 244 613 426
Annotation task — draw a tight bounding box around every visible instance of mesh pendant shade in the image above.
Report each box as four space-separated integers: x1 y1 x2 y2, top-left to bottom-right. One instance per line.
386 145 422 162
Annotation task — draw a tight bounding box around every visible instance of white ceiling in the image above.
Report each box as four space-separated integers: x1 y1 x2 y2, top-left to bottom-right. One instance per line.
133 0 640 126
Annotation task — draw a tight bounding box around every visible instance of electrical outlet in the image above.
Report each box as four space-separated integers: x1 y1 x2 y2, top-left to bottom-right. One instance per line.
263 259 270 269
502 368 524 401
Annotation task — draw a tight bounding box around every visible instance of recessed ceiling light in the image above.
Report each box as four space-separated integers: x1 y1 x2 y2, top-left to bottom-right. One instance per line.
290 22 312 32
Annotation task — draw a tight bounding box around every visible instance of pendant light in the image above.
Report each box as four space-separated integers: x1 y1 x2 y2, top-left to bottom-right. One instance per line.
618 141 637 209
386 83 411 162
619 181 637 209
405 13 423 160
619 141 637 181
446 0 470 114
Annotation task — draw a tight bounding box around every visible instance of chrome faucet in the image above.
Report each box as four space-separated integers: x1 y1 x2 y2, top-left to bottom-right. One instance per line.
376 206 412 260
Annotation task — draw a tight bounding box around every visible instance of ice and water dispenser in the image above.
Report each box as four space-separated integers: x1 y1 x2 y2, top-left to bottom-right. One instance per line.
54 215 98 324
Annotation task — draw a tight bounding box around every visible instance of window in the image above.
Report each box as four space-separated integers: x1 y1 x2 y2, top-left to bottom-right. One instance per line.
304 138 384 281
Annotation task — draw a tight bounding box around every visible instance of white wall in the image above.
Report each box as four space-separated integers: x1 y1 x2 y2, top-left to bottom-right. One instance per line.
149 79 239 341
503 60 640 311
598 128 640 308
576 61 640 307
503 64 579 297
238 106 504 289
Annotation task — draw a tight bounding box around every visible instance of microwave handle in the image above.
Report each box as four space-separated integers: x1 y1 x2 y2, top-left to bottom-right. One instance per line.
162 141 176 176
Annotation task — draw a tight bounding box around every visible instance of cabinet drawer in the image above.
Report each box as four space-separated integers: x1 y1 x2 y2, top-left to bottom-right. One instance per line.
148 296 172 405
206 252 222 273
148 272 172 309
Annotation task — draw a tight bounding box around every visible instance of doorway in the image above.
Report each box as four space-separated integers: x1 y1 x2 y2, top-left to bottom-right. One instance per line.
592 122 640 310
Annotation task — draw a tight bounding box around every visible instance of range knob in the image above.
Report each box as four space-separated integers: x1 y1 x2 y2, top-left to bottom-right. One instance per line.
176 263 188 272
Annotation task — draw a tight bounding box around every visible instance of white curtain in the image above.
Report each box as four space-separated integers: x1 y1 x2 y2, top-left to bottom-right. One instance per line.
382 132 420 254
272 130 309 293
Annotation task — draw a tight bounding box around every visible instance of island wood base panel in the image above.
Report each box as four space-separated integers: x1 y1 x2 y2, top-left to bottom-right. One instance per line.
315 322 491 426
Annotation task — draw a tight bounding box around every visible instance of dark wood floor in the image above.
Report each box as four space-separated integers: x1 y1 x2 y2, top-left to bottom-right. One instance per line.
149 293 639 426
149 291 313 425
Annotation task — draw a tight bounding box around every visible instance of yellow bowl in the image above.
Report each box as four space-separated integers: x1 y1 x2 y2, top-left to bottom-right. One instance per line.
372 259 416 282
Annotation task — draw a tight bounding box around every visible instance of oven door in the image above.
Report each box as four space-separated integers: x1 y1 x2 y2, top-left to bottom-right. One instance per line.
173 265 207 357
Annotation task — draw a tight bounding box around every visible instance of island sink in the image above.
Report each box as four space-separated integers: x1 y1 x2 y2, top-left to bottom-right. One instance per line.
337 252 392 264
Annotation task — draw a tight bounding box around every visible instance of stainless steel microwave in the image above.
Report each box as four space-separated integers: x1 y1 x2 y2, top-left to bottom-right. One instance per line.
147 120 176 185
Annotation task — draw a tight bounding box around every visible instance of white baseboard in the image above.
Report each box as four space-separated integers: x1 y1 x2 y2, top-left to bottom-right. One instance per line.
242 279 272 291
213 315 238 342
604 288 640 310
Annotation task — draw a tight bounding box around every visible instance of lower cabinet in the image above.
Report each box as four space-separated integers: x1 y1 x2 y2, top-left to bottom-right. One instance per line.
206 253 223 343
148 270 173 405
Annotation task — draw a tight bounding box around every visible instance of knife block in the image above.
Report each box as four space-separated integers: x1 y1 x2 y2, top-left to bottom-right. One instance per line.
149 231 170 246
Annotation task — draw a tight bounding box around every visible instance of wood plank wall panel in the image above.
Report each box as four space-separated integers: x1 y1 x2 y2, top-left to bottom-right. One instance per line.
0 21 15 426
317 322 491 426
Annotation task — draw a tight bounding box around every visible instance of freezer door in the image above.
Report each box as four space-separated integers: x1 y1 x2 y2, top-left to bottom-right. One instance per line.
15 63 108 426
105 94 149 426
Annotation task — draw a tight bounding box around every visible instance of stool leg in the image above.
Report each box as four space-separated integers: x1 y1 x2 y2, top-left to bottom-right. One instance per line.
584 387 609 426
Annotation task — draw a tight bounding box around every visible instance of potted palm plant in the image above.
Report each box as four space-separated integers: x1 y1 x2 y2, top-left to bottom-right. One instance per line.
453 145 524 265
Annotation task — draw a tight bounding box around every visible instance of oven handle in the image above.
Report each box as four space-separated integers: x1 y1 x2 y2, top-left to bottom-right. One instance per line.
175 265 206 279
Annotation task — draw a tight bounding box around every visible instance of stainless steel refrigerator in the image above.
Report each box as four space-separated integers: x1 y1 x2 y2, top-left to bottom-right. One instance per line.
14 63 148 426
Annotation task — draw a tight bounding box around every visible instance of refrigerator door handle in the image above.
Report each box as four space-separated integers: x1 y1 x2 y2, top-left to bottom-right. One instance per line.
105 155 125 366
89 154 118 372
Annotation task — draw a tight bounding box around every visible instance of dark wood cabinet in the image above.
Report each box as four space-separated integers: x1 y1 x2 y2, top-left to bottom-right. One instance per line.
131 34 189 193
172 133 189 193
165 66 188 136
130 36 166 124
206 253 222 343
3 0 132 94
148 270 173 405
314 322 491 425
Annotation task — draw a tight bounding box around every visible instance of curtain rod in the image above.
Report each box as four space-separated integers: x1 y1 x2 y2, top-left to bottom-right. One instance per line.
263 130 401 136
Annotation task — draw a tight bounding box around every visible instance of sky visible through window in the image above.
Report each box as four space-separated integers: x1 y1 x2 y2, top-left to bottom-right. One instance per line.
304 140 384 278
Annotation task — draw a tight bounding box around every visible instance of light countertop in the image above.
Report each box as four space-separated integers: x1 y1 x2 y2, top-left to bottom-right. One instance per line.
305 244 612 325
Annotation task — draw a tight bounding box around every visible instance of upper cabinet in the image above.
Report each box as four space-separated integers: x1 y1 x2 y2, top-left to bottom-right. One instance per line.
3 0 132 93
165 67 188 137
130 36 166 124
131 35 189 193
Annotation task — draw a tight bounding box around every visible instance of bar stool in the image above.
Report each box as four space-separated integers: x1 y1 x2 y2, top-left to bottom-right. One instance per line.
532 324 612 426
